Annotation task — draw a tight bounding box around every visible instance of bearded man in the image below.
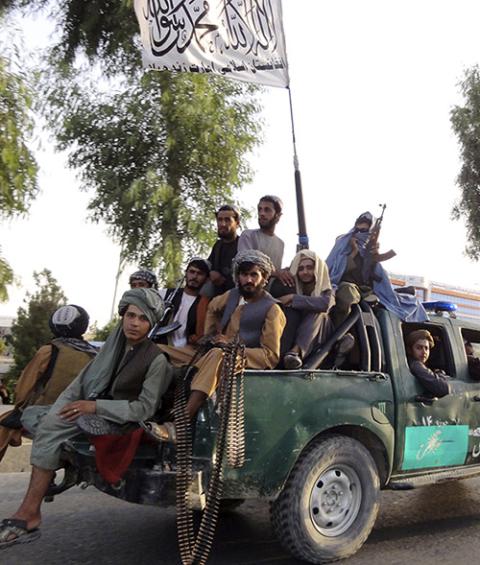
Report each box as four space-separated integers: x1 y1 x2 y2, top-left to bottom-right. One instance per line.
144 250 286 443
157 257 211 348
237 195 294 287
271 250 334 369
203 205 240 297
0 288 172 548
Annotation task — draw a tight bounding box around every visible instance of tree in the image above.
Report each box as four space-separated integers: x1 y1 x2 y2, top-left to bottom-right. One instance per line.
4 0 262 284
0 256 14 302
0 16 39 300
450 66 480 260
43 70 261 284
0 52 38 217
90 316 119 342
7 269 67 383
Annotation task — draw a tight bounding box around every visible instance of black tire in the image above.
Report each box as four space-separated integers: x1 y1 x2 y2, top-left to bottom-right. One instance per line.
271 435 380 564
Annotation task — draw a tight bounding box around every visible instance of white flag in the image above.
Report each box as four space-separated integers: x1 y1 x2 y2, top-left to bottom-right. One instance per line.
134 0 290 88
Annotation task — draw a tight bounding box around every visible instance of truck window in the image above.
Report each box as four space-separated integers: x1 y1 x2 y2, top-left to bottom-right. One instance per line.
402 323 456 378
461 328 480 357
460 328 480 381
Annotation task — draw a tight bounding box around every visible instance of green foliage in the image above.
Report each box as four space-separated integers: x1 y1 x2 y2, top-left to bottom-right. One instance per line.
7 269 67 381
0 18 39 301
451 66 480 260
90 316 119 342
4 0 263 284
42 69 262 284
0 253 14 302
1 0 139 70
0 52 38 217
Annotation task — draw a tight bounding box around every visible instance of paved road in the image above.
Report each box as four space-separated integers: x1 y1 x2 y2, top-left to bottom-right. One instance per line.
1 472 480 565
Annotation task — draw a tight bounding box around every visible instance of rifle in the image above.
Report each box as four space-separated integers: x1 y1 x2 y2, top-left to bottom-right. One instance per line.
149 275 185 343
362 204 396 285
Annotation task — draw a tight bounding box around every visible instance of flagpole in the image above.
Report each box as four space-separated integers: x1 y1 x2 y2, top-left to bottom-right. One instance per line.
287 86 309 251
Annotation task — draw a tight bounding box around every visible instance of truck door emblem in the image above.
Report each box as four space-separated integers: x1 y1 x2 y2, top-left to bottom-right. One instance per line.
402 425 468 470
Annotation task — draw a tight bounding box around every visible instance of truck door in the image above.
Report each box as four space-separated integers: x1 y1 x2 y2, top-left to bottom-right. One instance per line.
454 324 480 465
385 315 473 472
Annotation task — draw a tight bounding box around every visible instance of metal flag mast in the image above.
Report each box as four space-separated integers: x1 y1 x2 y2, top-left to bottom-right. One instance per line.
287 85 309 251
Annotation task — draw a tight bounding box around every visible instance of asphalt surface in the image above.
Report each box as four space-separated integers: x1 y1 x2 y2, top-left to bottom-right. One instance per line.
1 473 480 565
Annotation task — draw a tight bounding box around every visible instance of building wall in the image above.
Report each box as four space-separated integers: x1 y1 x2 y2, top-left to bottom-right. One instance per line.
389 273 480 321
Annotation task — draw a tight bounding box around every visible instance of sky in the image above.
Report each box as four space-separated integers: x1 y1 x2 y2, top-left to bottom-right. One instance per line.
1 0 480 326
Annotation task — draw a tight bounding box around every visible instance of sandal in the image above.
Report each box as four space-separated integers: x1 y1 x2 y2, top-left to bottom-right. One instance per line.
140 421 177 444
283 351 303 370
0 519 41 549
75 414 125 436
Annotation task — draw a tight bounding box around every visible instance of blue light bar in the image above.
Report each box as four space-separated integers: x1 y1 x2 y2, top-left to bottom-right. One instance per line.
422 301 457 312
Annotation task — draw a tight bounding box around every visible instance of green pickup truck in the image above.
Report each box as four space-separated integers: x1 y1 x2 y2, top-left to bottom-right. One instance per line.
54 300 480 564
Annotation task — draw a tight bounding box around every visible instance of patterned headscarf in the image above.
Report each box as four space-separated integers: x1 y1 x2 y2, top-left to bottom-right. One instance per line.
129 269 158 289
233 249 274 282
187 257 211 275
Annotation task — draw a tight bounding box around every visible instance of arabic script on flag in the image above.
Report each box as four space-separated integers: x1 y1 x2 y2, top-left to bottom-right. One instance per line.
134 0 290 87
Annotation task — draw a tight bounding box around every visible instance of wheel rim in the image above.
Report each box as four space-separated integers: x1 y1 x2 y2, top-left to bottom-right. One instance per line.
309 464 362 537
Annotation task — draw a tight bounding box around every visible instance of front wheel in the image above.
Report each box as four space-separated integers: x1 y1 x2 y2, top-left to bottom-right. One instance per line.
271 435 380 564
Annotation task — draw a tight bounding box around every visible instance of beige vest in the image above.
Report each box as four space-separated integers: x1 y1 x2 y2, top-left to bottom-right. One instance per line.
33 343 94 405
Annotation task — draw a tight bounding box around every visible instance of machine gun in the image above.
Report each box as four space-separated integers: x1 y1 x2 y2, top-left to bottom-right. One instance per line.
362 204 397 285
149 275 184 343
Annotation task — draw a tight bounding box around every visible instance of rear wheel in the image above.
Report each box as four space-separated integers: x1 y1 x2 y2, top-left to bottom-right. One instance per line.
271 435 380 564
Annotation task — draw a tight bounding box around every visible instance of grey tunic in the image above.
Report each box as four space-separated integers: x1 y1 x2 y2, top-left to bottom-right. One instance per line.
26 352 172 470
237 229 284 271
290 291 333 356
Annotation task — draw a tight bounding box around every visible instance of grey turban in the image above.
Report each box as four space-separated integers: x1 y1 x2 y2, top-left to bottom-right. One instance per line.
118 288 164 328
232 250 275 282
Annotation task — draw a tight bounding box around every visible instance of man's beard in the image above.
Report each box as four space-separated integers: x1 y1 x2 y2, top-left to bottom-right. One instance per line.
238 283 262 299
218 228 235 241
186 280 201 291
258 217 277 230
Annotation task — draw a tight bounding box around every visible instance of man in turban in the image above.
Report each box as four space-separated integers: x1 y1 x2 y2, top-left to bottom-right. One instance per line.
0 305 97 464
271 250 334 369
0 288 172 548
144 250 286 443
129 269 158 290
